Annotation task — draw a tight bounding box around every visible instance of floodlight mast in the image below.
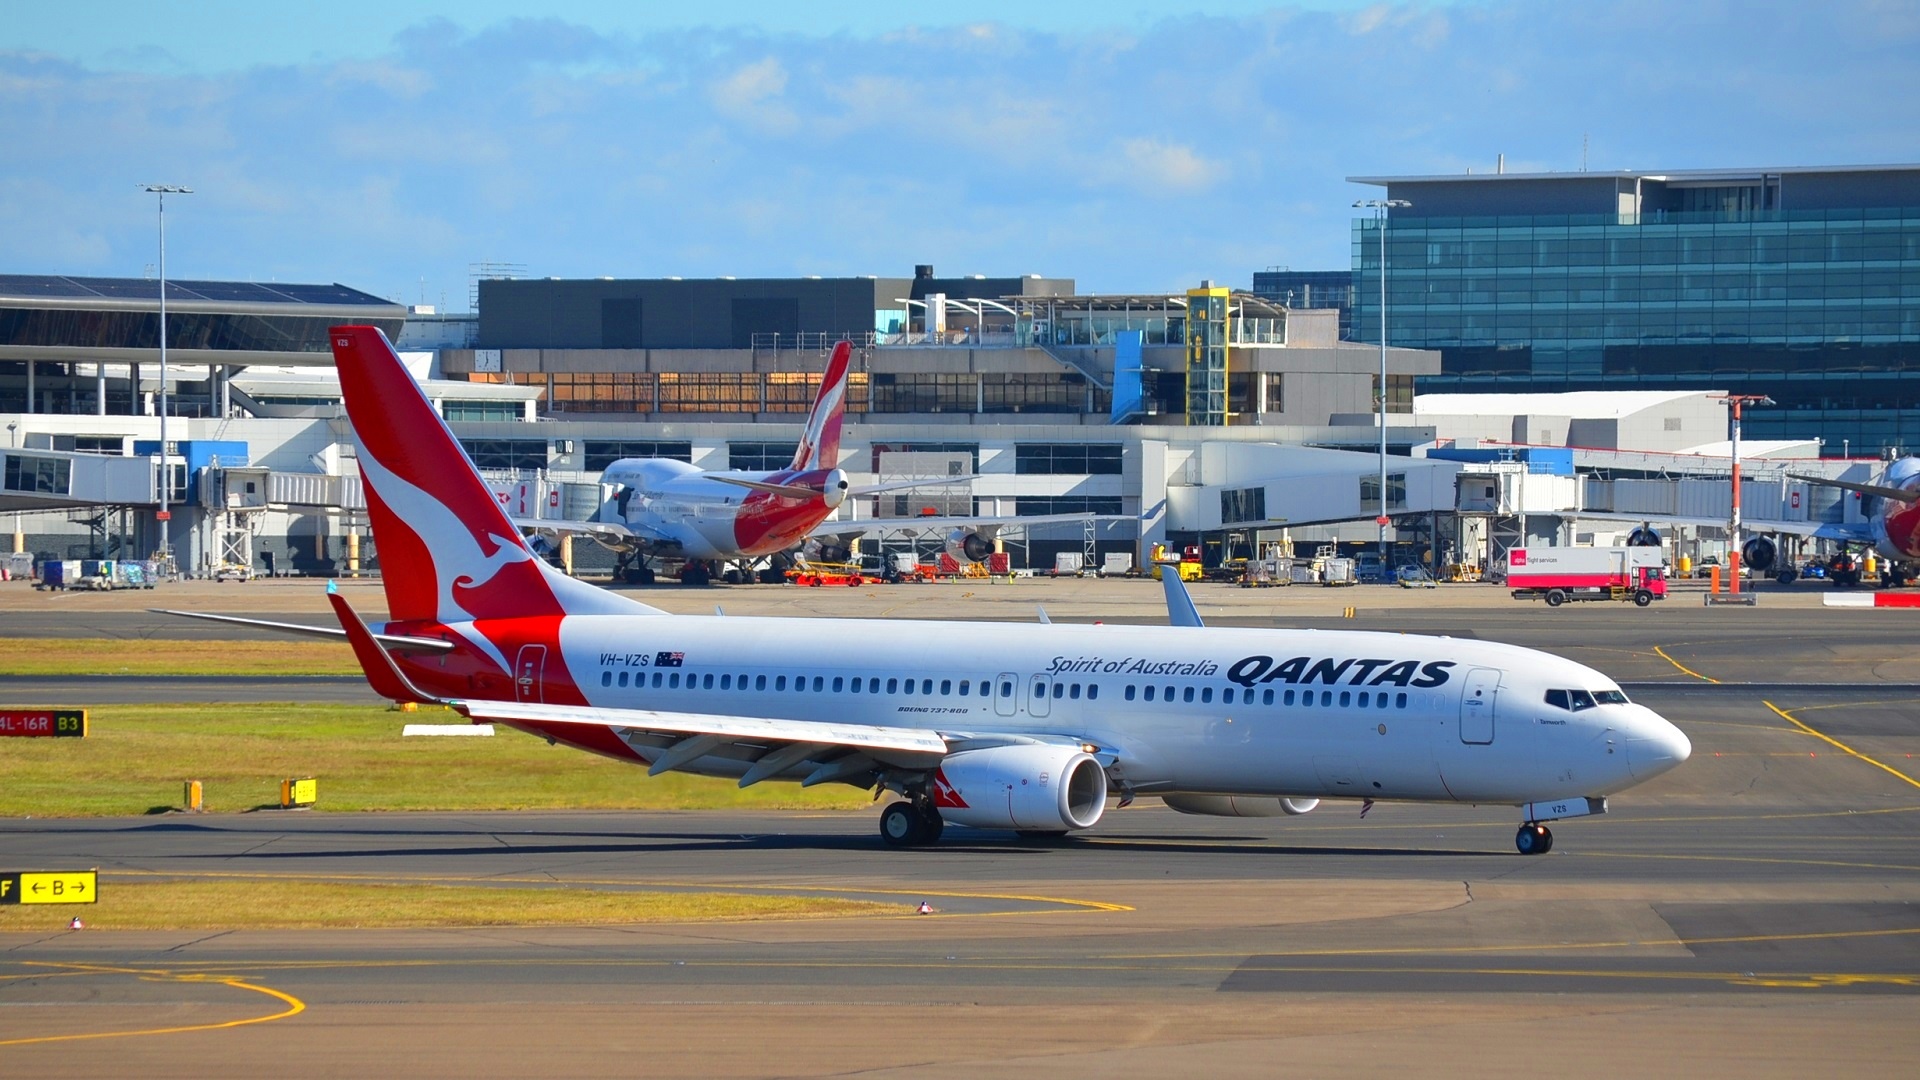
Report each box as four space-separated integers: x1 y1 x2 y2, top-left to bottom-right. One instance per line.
1716 393 1774 595
1354 197 1411 575
141 184 192 568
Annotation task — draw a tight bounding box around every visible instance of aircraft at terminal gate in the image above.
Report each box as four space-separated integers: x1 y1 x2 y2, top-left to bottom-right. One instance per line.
168 325 1692 855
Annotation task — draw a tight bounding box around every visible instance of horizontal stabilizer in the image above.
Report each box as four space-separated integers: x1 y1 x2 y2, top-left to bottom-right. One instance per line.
709 475 832 500
156 608 455 652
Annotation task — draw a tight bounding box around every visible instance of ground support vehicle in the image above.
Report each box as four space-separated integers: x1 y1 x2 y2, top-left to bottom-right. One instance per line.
1149 543 1204 582
1507 546 1668 608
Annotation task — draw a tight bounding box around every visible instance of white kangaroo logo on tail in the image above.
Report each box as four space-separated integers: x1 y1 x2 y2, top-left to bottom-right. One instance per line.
357 450 529 674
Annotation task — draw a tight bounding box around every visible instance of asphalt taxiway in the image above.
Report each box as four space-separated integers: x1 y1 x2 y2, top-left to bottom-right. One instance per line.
1 579 1917 1075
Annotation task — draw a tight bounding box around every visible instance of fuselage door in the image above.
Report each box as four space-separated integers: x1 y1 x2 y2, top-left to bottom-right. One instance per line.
994 673 1019 718
515 644 547 704
1459 666 1498 744
1028 674 1053 718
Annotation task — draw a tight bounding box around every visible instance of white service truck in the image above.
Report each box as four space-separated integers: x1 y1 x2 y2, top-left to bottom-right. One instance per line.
1507 546 1668 608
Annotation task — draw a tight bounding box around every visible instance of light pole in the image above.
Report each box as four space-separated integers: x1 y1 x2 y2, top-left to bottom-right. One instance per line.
1718 393 1774 595
141 184 191 567
1355 197 1411 578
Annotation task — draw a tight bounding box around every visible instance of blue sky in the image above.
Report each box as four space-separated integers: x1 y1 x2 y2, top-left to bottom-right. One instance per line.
3 2 1916 308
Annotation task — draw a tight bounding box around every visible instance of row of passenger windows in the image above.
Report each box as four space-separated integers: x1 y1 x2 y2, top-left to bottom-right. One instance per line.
599 670 1033 699
1124 684 1408 709
593 668 1409 710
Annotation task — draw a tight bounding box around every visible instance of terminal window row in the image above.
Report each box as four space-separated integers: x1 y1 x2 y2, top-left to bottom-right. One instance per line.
521 371 1115 417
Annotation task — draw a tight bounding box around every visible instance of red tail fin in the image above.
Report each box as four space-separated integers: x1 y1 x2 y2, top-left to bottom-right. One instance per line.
328 326 659 624
788 341 851 471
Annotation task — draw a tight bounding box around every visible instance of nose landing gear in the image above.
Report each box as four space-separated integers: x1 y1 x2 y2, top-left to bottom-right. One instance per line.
1515 822 1554 855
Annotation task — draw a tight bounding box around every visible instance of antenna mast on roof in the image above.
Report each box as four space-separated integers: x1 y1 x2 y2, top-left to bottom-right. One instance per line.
468 261 527 314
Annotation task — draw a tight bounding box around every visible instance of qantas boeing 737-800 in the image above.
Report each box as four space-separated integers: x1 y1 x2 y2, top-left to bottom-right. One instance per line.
177 326 1692 855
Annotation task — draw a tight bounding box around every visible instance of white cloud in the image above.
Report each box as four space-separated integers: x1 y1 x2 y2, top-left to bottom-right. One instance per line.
1108 138 1225 195
709 56 797 134
2 5 1915 297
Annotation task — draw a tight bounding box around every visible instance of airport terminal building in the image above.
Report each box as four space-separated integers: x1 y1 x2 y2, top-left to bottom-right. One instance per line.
1 243 1886 579
2 268 1464 576
1347 163 1920 456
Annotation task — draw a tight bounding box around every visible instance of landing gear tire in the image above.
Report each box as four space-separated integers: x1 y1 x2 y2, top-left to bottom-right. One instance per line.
1544 589 1567 608
880 801 942 847
631 566 655 586
723 568 743 585
880 802 920 847
1515 823 1552 855
1633 589 1653 607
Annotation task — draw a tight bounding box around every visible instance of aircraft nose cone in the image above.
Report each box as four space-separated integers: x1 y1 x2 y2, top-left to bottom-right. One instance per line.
1624 709 1691 780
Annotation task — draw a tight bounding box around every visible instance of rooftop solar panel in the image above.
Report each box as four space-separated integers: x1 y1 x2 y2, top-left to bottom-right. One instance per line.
0 275 398 307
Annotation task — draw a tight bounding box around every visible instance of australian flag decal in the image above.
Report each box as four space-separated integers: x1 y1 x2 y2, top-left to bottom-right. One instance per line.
654 651 685 668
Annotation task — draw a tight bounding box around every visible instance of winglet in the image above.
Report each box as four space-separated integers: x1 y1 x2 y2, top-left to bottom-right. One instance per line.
1157 562 1204 627
328 591 445 705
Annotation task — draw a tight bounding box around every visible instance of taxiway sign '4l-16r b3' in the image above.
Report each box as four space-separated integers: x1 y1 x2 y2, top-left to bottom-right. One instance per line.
174 326 1692 855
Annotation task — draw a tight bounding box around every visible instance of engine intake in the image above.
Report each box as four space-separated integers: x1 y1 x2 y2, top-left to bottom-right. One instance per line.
946 531 993 564
1162 794 1320 817
932 744 1107 832
1742 535 1777 572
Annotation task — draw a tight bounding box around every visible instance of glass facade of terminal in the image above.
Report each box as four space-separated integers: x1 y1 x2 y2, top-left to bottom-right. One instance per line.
1354 207 1920 454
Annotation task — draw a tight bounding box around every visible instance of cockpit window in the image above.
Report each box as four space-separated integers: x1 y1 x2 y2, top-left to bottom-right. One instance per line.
1546 688 1626 711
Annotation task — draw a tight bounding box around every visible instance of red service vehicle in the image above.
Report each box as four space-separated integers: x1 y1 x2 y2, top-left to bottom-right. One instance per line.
1507 546 1667 608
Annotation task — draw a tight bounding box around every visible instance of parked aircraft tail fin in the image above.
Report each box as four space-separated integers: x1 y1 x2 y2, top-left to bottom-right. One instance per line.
326 325 664 624
789 341 852 472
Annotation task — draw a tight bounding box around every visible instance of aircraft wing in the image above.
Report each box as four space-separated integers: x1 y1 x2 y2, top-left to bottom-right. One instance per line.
1788 473 1920 505
454 699 1086 787
810 513 1130 542
1574 510 1873 544
511 515 670 550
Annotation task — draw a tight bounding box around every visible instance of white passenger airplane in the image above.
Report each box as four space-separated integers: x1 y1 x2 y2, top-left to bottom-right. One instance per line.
525 342 863 584
196 326 1694 855
1786 457 1920 587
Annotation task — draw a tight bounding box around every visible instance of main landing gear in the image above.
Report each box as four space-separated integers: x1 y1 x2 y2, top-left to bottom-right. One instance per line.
880 799 945 847
1515 822 1554 855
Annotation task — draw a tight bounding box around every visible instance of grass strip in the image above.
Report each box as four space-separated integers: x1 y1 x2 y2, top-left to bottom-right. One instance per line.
0 639 360 676
0 880 892 931
0 703 873 816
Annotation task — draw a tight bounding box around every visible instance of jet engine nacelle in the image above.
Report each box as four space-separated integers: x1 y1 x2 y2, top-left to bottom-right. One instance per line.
946 530 993 564
1626 525 1663 548
932 744 1107 832
1742 535 1778 572
1161 794 1321 817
